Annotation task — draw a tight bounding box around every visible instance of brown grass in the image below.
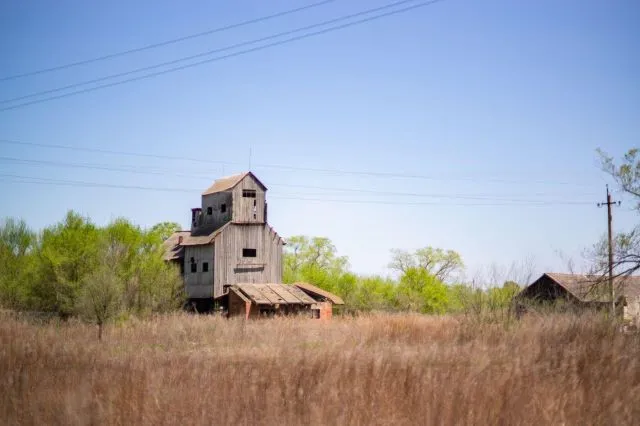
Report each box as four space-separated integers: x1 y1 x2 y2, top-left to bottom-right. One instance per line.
1 313 639 425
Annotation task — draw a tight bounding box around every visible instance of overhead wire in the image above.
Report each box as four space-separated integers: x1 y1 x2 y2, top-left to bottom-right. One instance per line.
0 173 596 206
0 0 338 82
0 154 600 199
0 156 599 199
0 0 446 111
1 0 433 105
0 139 596 187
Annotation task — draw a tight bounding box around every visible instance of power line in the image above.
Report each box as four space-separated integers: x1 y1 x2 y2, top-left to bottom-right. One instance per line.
0 175 594 206
1 0 426 105
0 0 337 82
0 156 599 200
0 139 596 187
0 173 589 205
270 195 593 206
0 155 220 180
0 0 446 111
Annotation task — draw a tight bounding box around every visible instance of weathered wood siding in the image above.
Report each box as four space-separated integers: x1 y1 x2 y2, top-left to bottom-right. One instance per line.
183 245 215 298
232 175 265 224
228 291 252 319
213 224 283 298
199 192 232 233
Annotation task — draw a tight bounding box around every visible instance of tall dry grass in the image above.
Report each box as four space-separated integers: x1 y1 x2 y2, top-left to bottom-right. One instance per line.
1 312 639 425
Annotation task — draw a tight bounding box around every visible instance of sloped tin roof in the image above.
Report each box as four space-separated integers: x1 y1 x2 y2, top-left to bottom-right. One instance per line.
535 273 640 302
232 283 316 305
293 282 345 305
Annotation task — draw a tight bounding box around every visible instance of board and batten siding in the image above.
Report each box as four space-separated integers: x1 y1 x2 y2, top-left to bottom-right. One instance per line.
213 223 283 298
232 175 265 224
199 191 233 234
183 245 215 298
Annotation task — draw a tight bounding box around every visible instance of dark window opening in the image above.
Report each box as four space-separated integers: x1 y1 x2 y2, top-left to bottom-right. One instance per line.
242 189 257 198
221 203 226 213
253 199 256 207
242 248 257 258
207 207 212 215
253 213 257 219
202 262 209 272
190 262 197 273
312 309 320 319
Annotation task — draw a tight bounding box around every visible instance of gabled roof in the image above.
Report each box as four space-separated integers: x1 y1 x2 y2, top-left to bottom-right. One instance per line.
231 283 316 305
202 171 267 195
293 282 345 305
162 223 230 257
524 273 640 303
162 231 190 261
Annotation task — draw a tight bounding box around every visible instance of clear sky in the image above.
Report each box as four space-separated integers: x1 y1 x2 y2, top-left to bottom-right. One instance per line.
1 0 638 281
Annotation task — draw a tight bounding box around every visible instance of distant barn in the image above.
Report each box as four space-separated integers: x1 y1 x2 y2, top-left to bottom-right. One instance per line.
516 273 640 325
164 172 343 318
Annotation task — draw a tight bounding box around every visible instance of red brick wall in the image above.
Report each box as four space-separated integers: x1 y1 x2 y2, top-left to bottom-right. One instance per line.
316 301 333 320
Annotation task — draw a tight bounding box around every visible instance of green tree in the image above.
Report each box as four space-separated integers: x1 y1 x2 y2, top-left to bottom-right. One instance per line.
35 211 100 316
77 244 123 341
0 218 37 309
597 148 640 276
599 148 640 208
149 221 181 241
283 236 348 283
389 247 464 282
104 218 184 315
396 267 448 314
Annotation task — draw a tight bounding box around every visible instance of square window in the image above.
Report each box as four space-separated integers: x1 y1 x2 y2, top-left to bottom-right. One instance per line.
221 204 226 213
202 262 209 272
207 207 212 215
242 248 257 258
242 189 256 198
190 262 197 273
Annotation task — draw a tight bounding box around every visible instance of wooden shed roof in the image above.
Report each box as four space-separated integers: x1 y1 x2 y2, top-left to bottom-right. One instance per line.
293 282 345 305
232 284 316 305
202 172 267 195
524 273 640 302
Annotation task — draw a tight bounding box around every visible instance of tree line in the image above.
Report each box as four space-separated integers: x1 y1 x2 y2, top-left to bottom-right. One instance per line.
0 212 184 338
1 148 637 331
282 235 522 318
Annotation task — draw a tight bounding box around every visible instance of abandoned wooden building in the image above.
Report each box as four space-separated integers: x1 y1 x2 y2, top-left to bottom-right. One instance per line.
516 272 640 324
227 282 343 319
163 172 343 318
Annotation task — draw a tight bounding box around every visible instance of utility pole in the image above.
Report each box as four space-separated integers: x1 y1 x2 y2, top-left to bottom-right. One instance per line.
597 185 620 316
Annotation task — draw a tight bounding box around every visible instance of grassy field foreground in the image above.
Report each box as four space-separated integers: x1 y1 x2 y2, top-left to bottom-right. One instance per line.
1 313 639 425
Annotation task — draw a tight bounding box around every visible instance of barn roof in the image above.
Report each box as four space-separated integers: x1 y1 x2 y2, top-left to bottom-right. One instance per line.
162 231 190 261
162 223 229 259
231 283 316 305
202 171 267 195
293 282 345 305
526 273 640 302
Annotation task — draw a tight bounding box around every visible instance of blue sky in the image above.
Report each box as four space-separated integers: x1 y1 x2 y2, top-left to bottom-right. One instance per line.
1 0 638 280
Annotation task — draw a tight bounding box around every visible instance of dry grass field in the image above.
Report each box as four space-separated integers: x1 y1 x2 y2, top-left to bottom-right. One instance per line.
1 313 639 425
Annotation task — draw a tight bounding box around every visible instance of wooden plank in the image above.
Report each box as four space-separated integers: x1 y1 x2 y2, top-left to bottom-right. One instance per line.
236 284 272 304
282 285 317 304
266 284 301 304
255 284 289 305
